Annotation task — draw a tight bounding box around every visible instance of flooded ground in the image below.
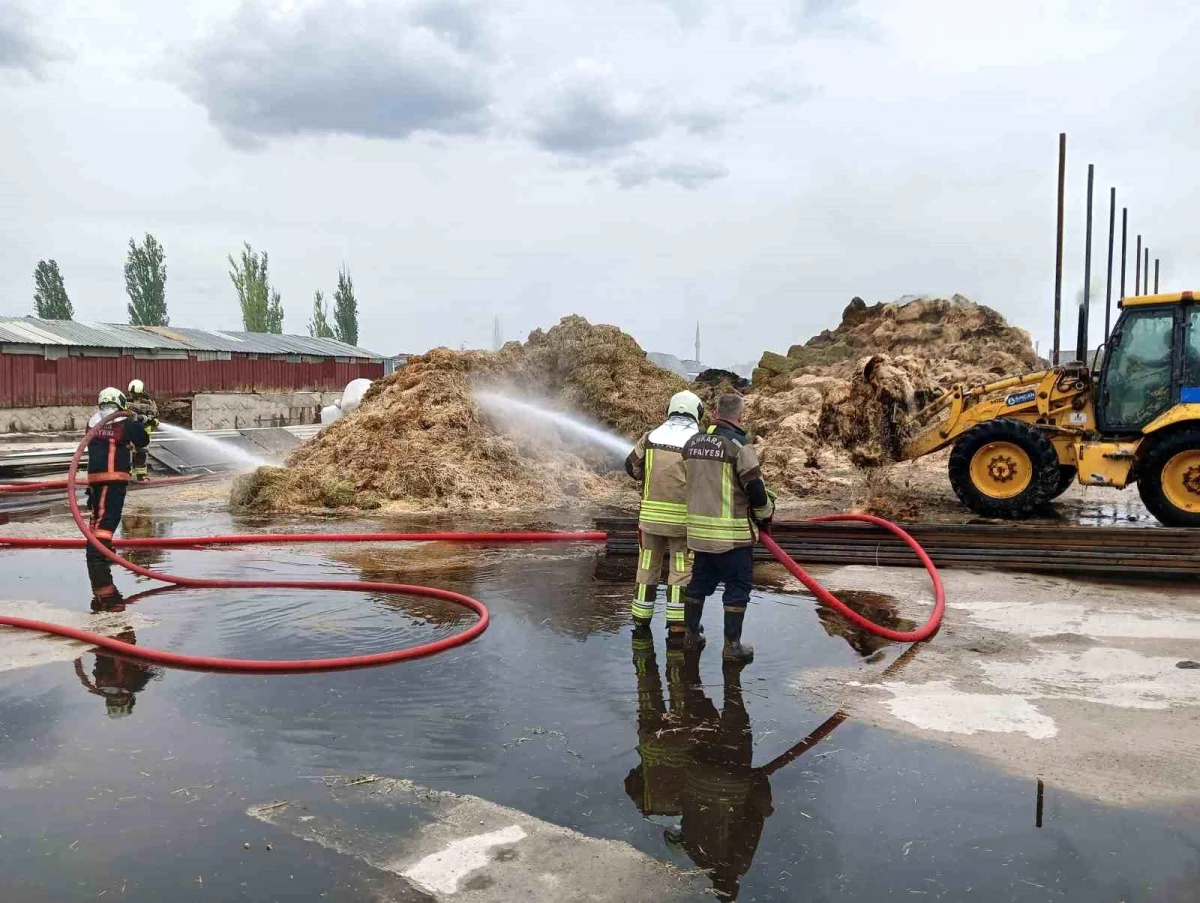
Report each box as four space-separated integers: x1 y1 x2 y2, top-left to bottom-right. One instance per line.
2 501 1199 901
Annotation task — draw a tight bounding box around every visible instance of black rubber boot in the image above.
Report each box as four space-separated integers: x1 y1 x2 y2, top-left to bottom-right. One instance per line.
722 607 752 665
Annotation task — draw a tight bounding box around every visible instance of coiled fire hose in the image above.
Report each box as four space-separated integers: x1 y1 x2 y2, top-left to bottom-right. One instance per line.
0 413 943 673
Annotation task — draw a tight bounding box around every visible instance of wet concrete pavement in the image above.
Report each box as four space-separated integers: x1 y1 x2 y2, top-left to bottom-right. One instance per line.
2 508 1200 901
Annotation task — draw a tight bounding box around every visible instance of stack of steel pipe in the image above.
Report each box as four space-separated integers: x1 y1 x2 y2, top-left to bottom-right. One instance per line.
596 518 1199 578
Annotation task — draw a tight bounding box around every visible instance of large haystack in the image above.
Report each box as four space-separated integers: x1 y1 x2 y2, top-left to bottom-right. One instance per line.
746 295 1041 483
754 295 1041 388
232 317 685 514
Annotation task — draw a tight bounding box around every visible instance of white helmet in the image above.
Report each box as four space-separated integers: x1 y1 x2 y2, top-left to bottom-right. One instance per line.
128 379 144 395
667 390 703 422
98 387 127 409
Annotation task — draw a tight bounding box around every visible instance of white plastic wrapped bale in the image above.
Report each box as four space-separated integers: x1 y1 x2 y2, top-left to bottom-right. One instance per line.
320 378 373 426
340 379 373 415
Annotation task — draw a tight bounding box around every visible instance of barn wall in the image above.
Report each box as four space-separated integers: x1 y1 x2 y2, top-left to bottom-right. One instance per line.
0 351 384 408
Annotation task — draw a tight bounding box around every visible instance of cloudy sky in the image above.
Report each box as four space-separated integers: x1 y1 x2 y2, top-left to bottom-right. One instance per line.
2 0 1197 364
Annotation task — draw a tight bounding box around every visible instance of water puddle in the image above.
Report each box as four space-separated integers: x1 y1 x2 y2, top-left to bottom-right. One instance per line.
1 508 1198 901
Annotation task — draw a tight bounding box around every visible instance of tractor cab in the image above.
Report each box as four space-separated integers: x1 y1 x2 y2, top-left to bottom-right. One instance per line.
1098 291 1200 436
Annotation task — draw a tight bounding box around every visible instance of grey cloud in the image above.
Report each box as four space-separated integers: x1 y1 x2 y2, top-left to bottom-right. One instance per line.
789 0 874 35
671 105 730 136
410 0 491 54
613 158 728 189
174 0 493 145
655 0 709 29
0 2 58 75
741 77 815 106
528 64 665 158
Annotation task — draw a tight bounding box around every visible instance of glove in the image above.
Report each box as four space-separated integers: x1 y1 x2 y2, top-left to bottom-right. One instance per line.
147 417 159 432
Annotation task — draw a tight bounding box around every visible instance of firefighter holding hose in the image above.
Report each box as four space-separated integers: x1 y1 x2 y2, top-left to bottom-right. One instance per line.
125 379 158 481
85 388 151 561
681 394 774 664
624 390 703 636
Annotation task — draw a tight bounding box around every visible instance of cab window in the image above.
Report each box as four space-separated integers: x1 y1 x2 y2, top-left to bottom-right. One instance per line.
1101 307 1175 430
1184 306 1200 401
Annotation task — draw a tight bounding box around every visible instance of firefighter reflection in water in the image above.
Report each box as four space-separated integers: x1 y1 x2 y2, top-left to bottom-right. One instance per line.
624 631 773 901
75 558 159 718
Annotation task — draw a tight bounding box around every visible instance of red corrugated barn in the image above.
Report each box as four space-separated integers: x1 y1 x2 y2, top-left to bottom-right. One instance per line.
0 317 384 408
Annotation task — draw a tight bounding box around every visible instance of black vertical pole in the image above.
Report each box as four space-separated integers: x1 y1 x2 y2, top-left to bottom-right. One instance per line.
1144 247 1150 294
1076 164 1093 363
1154 258 1160 293
1119 208 1127 308
1135 234 1142 295
1104 187 1115 342
1053 133 1066 365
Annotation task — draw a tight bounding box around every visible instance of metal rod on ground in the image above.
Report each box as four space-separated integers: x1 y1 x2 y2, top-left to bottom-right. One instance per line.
1119 208 1128 309
1155 258 1160 293
1104 186 1115 342
1077 163 1094 364
1053 132 1066 365
1135 234 1142 294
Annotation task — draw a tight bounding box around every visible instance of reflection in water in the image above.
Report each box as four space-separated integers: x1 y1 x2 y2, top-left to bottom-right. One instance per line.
624 631 774 901
816 589 916 660
117 505 170 569
75 559 160 718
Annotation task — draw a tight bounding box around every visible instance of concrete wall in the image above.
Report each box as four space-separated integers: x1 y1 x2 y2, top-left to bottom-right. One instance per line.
1 406 94 433
191 392 342 430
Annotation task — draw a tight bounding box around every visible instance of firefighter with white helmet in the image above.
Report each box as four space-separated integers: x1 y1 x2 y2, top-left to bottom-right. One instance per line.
84 388 151 560
125 378 158 480
624 390 703 636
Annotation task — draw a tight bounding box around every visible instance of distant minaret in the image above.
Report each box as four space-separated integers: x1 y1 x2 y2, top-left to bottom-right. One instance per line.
492 315 502 351
694 320 701 363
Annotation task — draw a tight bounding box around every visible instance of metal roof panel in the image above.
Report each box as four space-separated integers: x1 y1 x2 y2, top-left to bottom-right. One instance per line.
0 317 382 358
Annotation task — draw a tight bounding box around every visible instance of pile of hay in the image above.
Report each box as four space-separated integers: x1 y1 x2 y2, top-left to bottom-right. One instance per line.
753 295 1041 388
745 295 1042 486
232 317 686 514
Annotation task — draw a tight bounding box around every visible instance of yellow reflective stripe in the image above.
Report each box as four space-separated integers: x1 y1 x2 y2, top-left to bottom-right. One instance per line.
707 425 717 434
636 583 649 601
642 448 654 501
640 548 652 569
640 514 687 525
721 462 733 519
687 525 752 539
686 513 745 525
639 500 686 511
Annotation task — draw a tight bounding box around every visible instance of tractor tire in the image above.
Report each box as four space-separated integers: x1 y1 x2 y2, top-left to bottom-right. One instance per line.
1136 427 1200 527
1050 465 1077 499
948 419 1060 519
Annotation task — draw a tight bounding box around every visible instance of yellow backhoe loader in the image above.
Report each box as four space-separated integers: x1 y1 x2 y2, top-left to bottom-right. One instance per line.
892 291 1200 526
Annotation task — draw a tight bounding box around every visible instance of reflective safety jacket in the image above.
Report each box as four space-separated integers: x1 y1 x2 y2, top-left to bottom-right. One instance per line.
682 421 774 553
87 411 151 484
625 415 700 537
127 391 158 423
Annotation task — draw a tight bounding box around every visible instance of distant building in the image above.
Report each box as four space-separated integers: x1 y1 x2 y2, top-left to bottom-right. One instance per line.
0 316 383 409
384 353 412 376
647 351 708 380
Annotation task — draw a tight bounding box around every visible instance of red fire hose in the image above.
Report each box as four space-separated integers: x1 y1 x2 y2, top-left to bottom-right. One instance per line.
0 414 943 673
761 517 945 643
0 412 604 673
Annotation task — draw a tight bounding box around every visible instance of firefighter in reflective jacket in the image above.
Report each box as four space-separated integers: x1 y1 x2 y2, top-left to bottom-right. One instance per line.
85 388 151 561
125 379 158 480
624 391 703 633
681 394 774 664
